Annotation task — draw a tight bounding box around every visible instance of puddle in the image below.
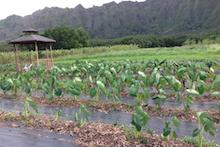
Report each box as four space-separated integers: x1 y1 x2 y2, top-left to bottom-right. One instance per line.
0 127 75 147
0 98 219 144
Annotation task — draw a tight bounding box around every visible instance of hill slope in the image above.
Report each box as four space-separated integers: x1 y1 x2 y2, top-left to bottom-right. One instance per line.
0 0 220 41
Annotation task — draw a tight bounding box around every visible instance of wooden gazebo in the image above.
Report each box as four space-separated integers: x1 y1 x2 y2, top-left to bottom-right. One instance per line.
9 29 56 72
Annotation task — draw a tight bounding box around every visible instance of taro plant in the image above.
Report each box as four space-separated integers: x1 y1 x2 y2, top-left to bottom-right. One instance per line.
67 77 84 100
22 97 38 118
0 77 13 95
162 117 180 140
54 109 63 121
184 96 193 113
74 104 91 127
192 112 216 147
131 105 149 137
95 80 107 100
164 75 182 102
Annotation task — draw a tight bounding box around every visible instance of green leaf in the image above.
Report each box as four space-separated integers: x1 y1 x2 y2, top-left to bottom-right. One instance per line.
192 128 201 137
213 75 220 91
187 89 199 96
172 117 180 127
54 88 62 97
212 91 220 97
129 85 139 97
163 122 171 137
96 81 106 92
89 87 97 97
131 106 149 132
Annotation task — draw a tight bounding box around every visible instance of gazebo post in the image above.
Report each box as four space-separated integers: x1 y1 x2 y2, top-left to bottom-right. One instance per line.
35 42 39 66
14 44 21 73
46 47 50 70
29 49 32 64
49 44 54 66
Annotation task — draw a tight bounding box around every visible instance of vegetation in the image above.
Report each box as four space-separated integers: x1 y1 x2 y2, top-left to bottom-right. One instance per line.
0 57 219 145
1 44 220 66
44 26 89 49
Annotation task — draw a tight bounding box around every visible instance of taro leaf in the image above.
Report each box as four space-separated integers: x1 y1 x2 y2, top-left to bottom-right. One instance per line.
89 87 97 97
121 74 126 82
24 84 32 95
131 106 149 132
199 71 207 81
54 88 62 97
129 85 139 97
213 75 220 90
110 67 117 75
69 87 81 96
197 83 205 95
27 97 38 113
192 128 201 137
96 81 106 92
105 71 113 83
172 77 182 92
177 67 186 77
187 89 199 96
197 112 216 136
172 131 177 139
172 117 180 128
212 91 220 97
138 71 146 79
163 122 171 137
143 88 150 100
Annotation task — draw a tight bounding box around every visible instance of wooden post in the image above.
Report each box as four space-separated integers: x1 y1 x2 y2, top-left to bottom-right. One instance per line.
46 48 49 70
35 42 39 66
14 44 21 73
29 49 32 64
49 44 54 67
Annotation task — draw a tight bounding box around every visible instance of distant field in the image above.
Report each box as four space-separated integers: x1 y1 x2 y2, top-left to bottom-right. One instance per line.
1 44 220 65
54 44 220 63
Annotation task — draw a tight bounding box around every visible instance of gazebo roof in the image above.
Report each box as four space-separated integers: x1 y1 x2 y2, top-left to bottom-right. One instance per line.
22 28 39 34
10 28 56 44
10 34 56 44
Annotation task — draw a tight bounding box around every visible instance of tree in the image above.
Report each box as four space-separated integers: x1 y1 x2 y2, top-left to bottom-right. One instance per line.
44 26 89 49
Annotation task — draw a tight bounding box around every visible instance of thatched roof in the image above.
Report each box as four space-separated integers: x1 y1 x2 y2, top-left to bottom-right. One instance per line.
10 28 56 44
10 34 56 44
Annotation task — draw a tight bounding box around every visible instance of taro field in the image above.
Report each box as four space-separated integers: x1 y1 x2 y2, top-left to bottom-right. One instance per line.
0 60 220 147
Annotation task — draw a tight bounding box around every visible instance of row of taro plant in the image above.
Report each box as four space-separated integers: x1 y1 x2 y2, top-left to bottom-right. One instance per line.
0 60 219 108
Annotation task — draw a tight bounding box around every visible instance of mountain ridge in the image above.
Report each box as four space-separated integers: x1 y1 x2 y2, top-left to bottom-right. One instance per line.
0 0 220 41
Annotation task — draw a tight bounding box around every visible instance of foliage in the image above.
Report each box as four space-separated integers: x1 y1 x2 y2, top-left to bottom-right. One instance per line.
162 117 180 139
74 104 91 127
89 35 188 48
22 97 38 118
131 106 149 132
44 26 89 49
192 112 216 147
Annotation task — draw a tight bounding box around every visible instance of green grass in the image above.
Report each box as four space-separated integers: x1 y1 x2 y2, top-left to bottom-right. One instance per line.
54 44 220 63
1 44 220 65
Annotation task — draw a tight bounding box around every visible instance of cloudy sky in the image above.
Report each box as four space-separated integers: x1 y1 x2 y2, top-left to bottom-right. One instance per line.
0 0 144 20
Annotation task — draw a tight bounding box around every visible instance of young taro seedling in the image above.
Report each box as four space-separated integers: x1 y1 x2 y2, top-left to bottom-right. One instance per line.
192 112 216 147
162 117 180 140
74 104 91 127
131 105 149 137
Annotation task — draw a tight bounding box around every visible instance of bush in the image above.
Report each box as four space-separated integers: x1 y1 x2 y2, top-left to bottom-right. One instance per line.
89 35 188 48
43 26 89 49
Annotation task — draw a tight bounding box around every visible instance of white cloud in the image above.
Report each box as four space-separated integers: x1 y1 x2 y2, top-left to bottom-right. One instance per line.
0 0 145 20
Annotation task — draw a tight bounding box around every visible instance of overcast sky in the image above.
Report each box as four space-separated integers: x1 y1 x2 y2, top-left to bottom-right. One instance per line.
0 0 144 20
